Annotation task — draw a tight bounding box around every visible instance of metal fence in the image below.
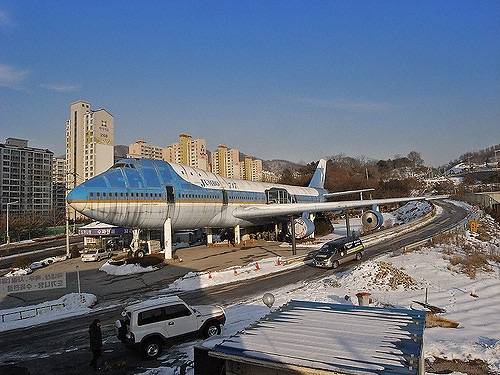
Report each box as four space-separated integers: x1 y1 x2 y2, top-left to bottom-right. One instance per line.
1 303 65 323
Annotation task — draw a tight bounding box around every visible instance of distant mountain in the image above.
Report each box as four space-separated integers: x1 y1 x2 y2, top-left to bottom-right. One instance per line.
262 159 304 173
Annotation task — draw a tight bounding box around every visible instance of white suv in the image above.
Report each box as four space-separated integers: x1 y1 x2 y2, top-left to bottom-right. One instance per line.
115 296 226 359
81 248 112 262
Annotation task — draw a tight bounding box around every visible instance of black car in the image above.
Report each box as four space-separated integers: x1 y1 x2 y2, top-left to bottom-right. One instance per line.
313 236 364 269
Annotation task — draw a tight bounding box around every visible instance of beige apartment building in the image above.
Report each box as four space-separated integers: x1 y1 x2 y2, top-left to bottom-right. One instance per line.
127 135 208 171
128 140 163 160
210 146 262 181
163 134 208 171
65 100 114 189
128 135 263 181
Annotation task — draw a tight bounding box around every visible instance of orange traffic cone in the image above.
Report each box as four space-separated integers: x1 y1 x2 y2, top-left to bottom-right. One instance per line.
208 271 212 279
255 262 260 271
234 269 238 276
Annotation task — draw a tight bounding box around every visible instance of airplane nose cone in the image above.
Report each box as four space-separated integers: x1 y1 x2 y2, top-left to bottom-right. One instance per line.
66 185 87 212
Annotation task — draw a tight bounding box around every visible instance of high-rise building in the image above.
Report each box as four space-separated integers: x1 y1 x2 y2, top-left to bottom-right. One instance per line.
211 144 228 177
228 148 241 179
65 100 114 190
179 133 191 165
211 145 242 179
0 138 53 216
163 134 208 170
190 138 208 170
242 155 263 181
128 140 163 160
52 157 67 217
52 157 66 216
251 158 263 181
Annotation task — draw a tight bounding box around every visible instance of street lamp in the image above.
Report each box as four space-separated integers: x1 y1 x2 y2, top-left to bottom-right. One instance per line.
6 200 19 245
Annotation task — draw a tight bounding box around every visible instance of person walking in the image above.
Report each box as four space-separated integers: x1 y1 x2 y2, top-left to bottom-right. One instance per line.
89 319 103 371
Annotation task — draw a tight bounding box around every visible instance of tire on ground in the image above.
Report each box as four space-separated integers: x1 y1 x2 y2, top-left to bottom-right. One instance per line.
332 260 339 269
202 321 221 338
356 252 363 261
142 337 163 359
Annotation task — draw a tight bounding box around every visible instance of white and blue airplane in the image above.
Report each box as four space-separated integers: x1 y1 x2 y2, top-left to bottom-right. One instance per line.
67 158 437 241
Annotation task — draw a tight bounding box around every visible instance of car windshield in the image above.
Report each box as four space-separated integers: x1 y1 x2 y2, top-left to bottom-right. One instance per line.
317 244 337 255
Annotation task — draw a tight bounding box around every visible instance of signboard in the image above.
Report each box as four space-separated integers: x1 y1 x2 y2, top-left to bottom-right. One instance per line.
79 227 132 236
0 272 66 295
469 220 479 233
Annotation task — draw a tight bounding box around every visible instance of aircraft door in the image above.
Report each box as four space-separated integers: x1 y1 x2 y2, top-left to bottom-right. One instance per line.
166 186 175 204
165 186 175 219
222 189 228 205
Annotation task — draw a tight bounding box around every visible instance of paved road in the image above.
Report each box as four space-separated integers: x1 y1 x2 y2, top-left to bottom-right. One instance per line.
0 236 83 270
0 201 468 374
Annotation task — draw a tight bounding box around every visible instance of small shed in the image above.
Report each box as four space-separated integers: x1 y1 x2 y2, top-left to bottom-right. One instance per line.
196 300 426 375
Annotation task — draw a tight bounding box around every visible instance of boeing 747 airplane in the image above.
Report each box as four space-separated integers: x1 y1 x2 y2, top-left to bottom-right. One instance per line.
67 158 439 246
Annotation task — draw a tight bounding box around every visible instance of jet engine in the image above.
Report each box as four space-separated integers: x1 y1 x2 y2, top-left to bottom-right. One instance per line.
361 210 384 231
288 217 315 239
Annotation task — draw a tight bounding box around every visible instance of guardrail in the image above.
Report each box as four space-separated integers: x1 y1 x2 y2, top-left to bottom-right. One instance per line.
281 204 440 265
362 205 438 246
1 302 65 323
401 204 477 253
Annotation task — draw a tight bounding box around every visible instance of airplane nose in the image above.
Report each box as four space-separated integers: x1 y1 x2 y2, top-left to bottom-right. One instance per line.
66 184 88 212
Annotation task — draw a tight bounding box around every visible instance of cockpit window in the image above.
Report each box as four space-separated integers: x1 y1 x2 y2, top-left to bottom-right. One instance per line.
111 162 136 169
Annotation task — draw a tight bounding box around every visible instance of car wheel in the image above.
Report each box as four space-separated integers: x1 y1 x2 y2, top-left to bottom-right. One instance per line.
203 322 221 338
332 260 339 269
142 337 163 359
356 252 363 261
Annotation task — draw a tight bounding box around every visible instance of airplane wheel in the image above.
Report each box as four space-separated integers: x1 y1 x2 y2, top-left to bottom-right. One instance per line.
135 250 145 258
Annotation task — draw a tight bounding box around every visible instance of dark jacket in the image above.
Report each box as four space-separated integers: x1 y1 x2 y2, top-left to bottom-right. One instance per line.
89 321 103 350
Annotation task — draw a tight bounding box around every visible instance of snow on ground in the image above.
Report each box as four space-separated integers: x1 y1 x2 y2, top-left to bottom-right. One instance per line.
0 293 97 332
163 256 303 292
142 211 500 375
3 267 32 277
2 255 67 277
388 200 433 225
99 261 157 276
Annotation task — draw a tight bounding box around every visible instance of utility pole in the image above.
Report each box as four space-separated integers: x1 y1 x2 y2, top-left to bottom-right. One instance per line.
365 168 372 200
290 216 296 256
6 200 19 244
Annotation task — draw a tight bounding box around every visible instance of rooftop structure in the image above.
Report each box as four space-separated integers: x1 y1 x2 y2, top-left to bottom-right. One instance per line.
200 300 426 375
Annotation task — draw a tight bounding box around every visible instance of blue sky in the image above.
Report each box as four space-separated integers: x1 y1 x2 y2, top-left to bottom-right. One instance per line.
1 0 499 166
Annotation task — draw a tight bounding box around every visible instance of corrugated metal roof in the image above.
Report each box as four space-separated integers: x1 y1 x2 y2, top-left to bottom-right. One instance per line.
211 300 426 375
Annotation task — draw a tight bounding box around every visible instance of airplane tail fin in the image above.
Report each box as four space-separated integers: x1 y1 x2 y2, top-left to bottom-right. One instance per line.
308 159 327 189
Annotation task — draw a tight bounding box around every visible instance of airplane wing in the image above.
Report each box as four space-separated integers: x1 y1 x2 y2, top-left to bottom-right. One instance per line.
323 188 375 198
233 196 447 220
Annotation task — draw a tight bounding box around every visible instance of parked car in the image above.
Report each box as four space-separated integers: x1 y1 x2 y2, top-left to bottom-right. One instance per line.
313 236 364 269
30 257 56 270
115 296 226 359
81 248 112 262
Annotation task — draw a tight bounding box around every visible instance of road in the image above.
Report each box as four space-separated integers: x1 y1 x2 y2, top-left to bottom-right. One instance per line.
0 201 468 375
0 236 83 270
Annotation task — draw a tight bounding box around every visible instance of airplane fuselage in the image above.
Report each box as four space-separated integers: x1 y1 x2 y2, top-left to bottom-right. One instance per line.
67 158 326 230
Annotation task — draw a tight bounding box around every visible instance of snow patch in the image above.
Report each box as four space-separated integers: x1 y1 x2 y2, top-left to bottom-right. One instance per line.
0 293 97 332
163 257 303 293
99 261 156 276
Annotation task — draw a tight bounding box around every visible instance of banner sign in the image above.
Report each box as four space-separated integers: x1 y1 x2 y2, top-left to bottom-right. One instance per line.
0 272 67 295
